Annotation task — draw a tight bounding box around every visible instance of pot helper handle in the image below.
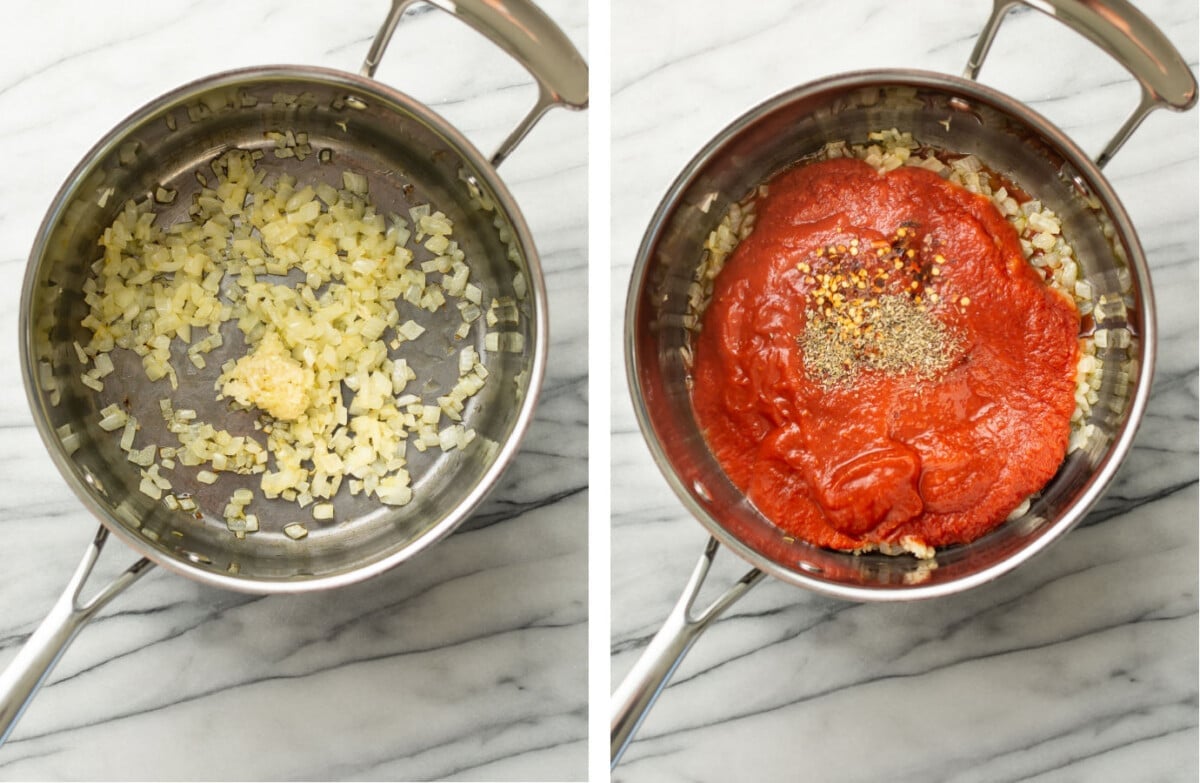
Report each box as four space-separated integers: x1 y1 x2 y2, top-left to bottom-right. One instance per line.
361 0 588 168
610 537 765 768
0 526 153 747
964 0 1197 167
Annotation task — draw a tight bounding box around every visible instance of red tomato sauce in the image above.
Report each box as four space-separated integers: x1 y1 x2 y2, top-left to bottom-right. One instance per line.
691 157 1079 552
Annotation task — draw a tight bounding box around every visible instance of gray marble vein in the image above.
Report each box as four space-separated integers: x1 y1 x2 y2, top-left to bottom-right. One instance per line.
610 1 1198 781
0 0 587 780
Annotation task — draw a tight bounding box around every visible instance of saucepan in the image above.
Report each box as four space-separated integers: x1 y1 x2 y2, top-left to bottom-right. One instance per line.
613 0 1194 766
0 0 586 746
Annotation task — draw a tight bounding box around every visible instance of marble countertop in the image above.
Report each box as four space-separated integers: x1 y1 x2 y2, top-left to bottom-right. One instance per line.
610 1 1197 781
0 1 587 780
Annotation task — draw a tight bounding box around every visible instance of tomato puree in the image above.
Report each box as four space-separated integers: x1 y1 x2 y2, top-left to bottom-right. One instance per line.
691 157 1079 553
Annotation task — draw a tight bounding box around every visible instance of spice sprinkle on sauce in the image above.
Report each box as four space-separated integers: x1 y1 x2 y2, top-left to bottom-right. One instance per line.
799 226 965 387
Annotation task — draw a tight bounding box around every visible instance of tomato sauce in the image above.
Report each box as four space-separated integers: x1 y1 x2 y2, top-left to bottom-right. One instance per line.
691 157 1079 553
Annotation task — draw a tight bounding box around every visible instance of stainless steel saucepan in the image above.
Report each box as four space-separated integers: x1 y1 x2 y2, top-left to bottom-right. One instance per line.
0 0 586 746
614 0 1194 765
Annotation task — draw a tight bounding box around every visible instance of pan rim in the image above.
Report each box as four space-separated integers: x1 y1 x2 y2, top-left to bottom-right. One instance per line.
624 67 1156 602
19 64 550 594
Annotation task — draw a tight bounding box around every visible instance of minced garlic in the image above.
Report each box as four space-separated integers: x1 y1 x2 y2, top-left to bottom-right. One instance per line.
220 331 312 420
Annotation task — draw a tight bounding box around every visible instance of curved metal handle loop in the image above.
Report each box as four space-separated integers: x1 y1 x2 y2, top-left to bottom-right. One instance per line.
610 537 765 768
0 525 153 747
361 0 589 168
964 0 1198 167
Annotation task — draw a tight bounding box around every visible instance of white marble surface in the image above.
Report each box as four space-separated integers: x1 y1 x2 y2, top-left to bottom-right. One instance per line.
0 1 586 780
610 1 1198 781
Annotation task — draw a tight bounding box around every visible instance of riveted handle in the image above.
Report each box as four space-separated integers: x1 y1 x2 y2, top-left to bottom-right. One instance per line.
965 0 1197 167
0 526 152 747
610 538 764 768
361 0 588 167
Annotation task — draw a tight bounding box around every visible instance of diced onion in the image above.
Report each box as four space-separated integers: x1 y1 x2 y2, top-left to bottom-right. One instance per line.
77 147 501 540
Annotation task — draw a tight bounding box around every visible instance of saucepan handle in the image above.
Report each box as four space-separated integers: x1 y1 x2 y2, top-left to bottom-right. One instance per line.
610 537 765 768
0 525 153 747
361 0 588 167
964 0 1197 167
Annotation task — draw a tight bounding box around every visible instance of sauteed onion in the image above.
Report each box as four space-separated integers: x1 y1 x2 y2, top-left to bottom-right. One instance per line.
78 147 504 534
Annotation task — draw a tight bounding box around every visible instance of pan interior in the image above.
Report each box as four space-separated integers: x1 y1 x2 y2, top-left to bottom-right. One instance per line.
25 70 542 587
629 74 1149 597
